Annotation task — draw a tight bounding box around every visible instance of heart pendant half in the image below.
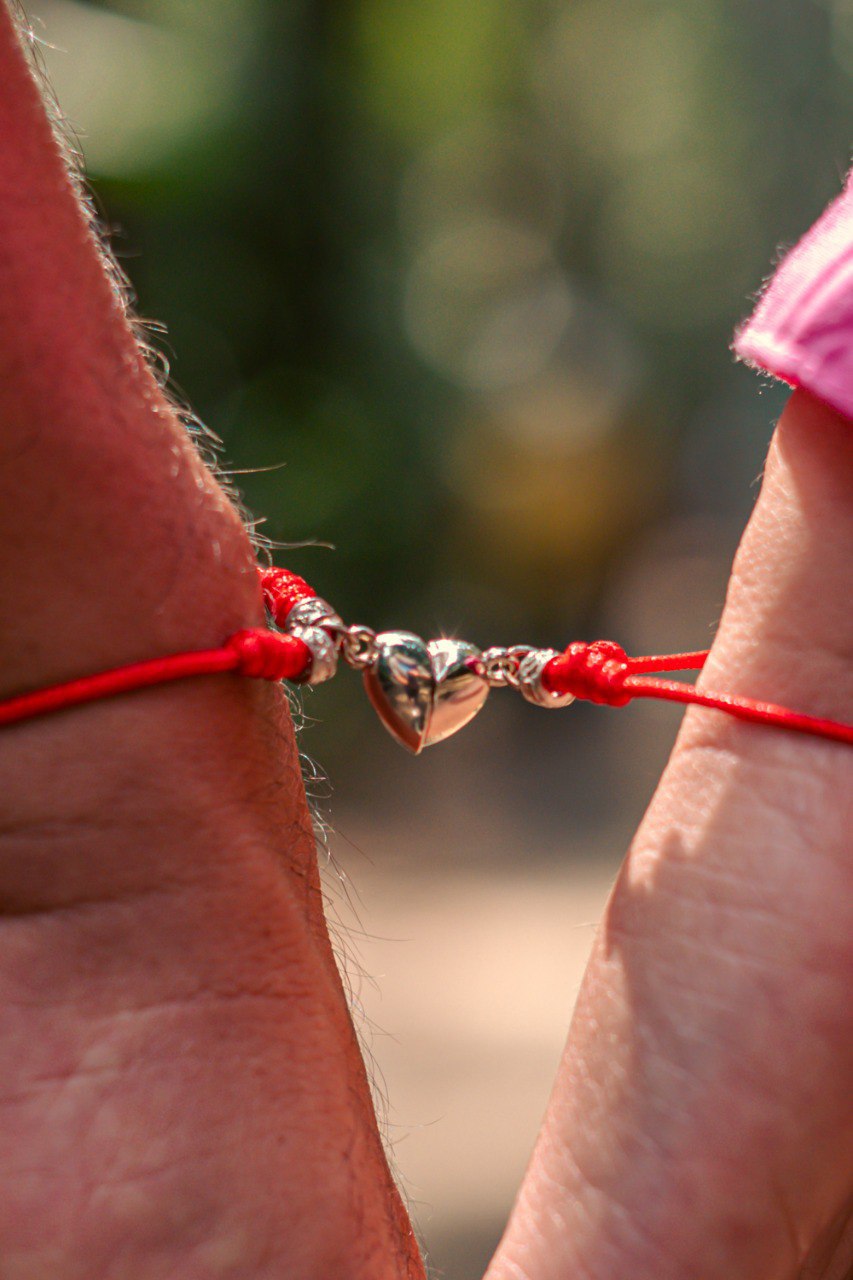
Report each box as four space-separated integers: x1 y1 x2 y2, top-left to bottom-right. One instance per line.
363 631 489 754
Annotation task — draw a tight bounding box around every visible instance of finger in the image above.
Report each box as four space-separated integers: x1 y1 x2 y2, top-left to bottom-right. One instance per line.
489 389 853 1280
0 0 283 919
0 2 259 691
0 0 340 979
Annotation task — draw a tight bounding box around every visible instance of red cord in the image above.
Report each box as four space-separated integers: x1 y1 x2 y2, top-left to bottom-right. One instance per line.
0 629 312 729
0 567 849 746
626 650 710 674
624 678 853 745
541 642 853 746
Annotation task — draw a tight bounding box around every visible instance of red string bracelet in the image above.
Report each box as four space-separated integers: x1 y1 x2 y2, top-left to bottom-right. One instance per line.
539 641 853 746
0 565 849 753
0 629 312 730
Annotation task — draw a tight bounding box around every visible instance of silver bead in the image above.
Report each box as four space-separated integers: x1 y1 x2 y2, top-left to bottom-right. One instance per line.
290 624 339 686
283 596 343 635
517 648 575 708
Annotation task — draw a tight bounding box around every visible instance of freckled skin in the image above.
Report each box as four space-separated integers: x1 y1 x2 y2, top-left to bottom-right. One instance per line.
0 4 850 1278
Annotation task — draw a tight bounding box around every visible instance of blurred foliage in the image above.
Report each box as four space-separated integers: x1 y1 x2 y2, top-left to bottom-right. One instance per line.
37 0 852 752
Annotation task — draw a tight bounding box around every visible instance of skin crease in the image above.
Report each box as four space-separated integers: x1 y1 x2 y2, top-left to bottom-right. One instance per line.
0 4 850 1278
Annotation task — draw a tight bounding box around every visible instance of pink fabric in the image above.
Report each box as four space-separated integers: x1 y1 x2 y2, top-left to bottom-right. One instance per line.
734 170 853 420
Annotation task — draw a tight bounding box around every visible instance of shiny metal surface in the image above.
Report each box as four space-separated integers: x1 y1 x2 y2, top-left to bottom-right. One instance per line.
424 638 489 748
283 596 343 634
517 648 576 708
471 645 535 688
340 624 379 670
363 632 490 753
363 631 433 752
291 623 339 685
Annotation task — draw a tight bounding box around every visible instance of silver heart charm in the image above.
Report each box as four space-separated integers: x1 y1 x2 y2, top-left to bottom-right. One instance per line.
363 631 489 754
426 638 490 749
363 632 432 754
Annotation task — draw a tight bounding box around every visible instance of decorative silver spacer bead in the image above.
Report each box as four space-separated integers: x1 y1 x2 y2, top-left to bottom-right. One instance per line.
282 596 344 635
517 648 576 708
290 624 339 685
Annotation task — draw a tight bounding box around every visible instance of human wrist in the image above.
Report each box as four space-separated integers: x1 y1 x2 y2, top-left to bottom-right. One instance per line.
0 669 308 914
0 686 421 1279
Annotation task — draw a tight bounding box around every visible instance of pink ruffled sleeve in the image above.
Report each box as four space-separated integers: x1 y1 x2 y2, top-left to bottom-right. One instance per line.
734 170 853 421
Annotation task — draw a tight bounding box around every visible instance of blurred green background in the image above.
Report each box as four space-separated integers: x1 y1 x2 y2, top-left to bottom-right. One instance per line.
35 0 851 1272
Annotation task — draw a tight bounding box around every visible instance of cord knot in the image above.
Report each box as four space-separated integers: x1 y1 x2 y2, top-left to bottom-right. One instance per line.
543 640 632 706
260 567 317 629
227 628 313 682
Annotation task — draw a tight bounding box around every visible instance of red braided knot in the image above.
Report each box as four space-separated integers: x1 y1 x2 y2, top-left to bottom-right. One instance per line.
227 628 312 682
542 640 632 706
260 567 316 628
